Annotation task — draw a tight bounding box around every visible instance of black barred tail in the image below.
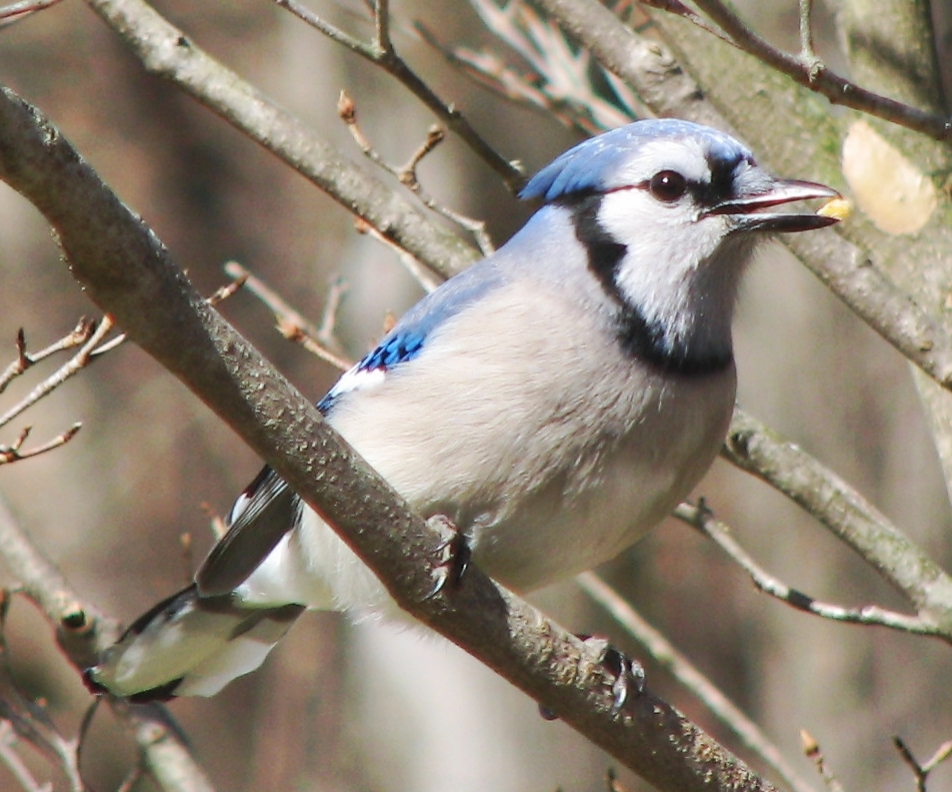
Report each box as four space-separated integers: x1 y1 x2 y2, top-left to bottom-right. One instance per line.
87 584 304 701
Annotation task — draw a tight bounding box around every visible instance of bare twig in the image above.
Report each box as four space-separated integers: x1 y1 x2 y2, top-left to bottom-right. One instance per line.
675 502 947 640
223 261 354 371
0 316 115 431
0 322 95 396
0 591 83 791
419 0 645 133
894 735 952 792
0 720 54 792
86 0 479 280
273 0 524 192
681 0 952 139
0 489 217 792
315 275 350 355
338 90 495 256
353 217 444 293
0 423 82 466
578 572 819 792
800 731 845 792
723 409 952 636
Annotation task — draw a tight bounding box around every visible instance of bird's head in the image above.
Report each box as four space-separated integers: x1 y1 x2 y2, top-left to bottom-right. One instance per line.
520 119 841 372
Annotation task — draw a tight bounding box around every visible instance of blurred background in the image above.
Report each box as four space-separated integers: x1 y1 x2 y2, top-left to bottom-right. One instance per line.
1 1 951 790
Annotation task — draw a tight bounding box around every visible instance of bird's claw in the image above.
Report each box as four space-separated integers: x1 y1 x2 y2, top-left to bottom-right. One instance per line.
601 645 646 712
425 515 471 599
537 638 646 721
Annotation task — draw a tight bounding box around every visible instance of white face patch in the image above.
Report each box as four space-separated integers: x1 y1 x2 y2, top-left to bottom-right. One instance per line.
606 135 714 196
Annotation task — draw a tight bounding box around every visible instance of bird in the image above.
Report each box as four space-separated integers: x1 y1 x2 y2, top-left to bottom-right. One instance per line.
87 118 840 701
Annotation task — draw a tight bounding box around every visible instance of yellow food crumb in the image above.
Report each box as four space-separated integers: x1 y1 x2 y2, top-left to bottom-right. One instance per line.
817 197 851 221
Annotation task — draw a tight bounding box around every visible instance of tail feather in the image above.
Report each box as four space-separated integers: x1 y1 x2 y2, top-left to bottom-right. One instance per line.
88 584 304 700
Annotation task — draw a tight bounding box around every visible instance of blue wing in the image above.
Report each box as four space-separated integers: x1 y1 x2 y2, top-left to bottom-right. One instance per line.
318 259 506 414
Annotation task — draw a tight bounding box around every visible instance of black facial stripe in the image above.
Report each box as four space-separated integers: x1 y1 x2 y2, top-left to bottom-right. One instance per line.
617 306 733 376
568 193 627 302
567 192 733 377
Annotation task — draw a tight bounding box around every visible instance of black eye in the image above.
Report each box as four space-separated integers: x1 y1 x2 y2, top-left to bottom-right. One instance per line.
648 170 687 202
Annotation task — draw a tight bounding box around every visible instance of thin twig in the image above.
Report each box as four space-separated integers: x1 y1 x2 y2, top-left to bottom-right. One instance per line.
893 735 952 792
0 423 82 466
316 275 350 355
578 572 819 792
273 0 525 191
223 261 354 371
338 90 495 255
722 409 952 637
800 731 845 792
0 592 83 791
0 489 217 792
675 501 947 639
0 316 115 430
0 720 52 792
680 0 952 139
0 321 95 396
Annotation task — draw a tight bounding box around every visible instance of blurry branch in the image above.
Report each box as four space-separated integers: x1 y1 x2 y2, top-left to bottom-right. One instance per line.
0 85 782 792
676 0 952 140
417 0 645 134
894 735 952 792
675 502 948 640
84 0 480 280
223 261 354 372
337 90 495 256
578 572 819 792
272 0 525 192
0 591 83 791
722 409 952 637
0 492 217 792
0 0 63 29
799 731 845 792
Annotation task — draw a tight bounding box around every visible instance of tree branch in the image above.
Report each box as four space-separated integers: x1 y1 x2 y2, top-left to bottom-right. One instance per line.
273 0 525 192
83 0 480 281
0 82 781 792
723 409 952 635
684 0 952 139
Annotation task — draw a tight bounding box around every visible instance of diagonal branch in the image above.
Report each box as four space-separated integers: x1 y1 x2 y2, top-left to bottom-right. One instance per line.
273 0 525 192
683 0 952 139
723 409 952 635
84 0 480 281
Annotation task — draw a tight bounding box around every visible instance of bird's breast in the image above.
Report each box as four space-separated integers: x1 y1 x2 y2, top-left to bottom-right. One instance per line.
329 279 737 594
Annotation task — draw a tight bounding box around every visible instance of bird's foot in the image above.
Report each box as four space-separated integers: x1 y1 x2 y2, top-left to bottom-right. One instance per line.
599 643 646 712
537 636 646 720
425 514 471 599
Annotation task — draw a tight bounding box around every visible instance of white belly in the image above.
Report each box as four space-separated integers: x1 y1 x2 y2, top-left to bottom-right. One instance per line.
240 281 736 611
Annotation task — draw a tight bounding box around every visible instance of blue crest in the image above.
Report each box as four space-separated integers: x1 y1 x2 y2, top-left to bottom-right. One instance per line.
520 119 751 203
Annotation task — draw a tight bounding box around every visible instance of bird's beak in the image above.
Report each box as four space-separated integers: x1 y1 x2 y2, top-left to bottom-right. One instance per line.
706 178 842 233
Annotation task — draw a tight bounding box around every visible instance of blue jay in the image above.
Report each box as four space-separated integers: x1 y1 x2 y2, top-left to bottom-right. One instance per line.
88 119 839 700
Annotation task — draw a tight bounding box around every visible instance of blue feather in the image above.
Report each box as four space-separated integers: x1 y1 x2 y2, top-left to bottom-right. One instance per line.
318 260 506 414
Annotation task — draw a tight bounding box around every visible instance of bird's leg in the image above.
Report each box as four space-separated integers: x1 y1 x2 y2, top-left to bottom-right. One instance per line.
425 514 472 598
